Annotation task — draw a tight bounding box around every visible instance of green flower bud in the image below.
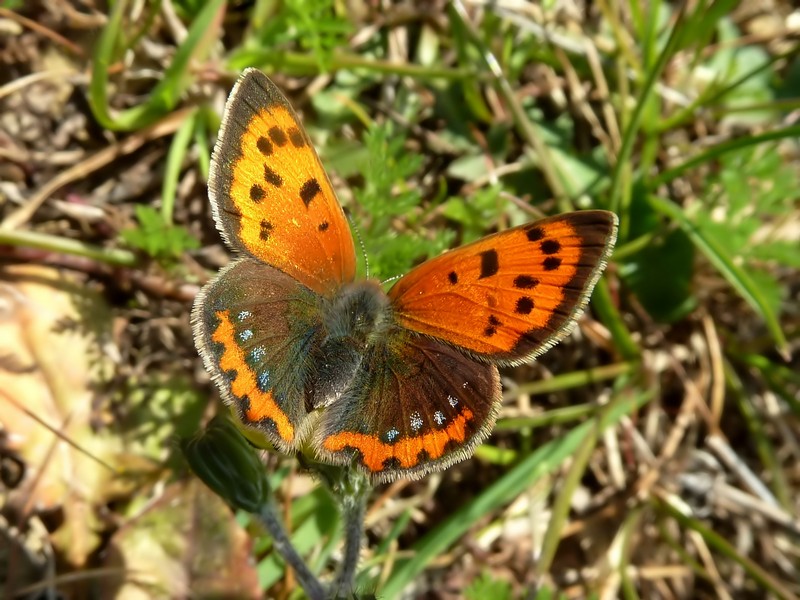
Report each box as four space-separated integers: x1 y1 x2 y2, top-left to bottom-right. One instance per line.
183 415 271 512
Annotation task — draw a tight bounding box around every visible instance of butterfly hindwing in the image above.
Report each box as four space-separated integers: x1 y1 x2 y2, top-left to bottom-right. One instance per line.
389 211 618 365
209 68 357 295
315 329 501 481
192 259 323 451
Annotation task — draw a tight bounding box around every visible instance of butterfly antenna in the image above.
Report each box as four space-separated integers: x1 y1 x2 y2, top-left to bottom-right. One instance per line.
346 208 370 279
381 274 402 286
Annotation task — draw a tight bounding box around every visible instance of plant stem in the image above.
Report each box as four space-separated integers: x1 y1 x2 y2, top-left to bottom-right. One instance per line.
0 229 138 267
256 502 326 600
333 475 368 597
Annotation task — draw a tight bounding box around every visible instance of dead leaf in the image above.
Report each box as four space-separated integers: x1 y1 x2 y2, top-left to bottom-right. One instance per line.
98 479 261 599
0 264 119 567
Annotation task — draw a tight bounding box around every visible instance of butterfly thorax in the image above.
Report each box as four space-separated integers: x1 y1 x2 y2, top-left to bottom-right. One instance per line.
307 280 393 411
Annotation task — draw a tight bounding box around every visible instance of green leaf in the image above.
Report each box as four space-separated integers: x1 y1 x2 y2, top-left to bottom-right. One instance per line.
162 109 198 225
90 0 224 131
466 572 515 600
352 122 453 281
243 0 352 73
121 205 199 263
648 195 788 354
619 190 696 323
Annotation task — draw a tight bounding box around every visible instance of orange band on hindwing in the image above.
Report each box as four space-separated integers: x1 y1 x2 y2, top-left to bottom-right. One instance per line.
322 408 475 472
211 309 295 444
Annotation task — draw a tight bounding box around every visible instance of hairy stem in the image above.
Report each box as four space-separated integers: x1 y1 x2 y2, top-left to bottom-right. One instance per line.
333 483 368 595
256 502 326 600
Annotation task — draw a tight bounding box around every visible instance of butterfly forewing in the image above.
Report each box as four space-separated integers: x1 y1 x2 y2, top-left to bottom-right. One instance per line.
209 68 357 295
389 211 618 365
315 330 501 482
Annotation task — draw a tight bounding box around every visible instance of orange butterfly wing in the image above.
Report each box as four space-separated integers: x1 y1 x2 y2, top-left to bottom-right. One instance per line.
389 211 618 363
209 68 356 295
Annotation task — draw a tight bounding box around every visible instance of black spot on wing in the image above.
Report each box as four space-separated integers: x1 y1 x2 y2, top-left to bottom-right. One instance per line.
241 397 279 434
300 178 322 207
260 220 274 240
381 429 400 445
381 457 402 471
484 315 502 337
288 127 305 147
269 126 288 146
514 275 539 289
479 249 499 279
264 165 283 187
415 449 432 464
250 184 265 202
543 257 562 271
526 226 544 242
541 239 561 255
516 297 534 314
257 136 273 156
448 271 458 284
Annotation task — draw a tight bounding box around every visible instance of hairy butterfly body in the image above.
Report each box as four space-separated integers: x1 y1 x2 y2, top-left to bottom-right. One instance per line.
192 69 618 482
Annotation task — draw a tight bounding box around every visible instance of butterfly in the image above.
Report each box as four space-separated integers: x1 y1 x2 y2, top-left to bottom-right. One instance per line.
192 69 618 482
